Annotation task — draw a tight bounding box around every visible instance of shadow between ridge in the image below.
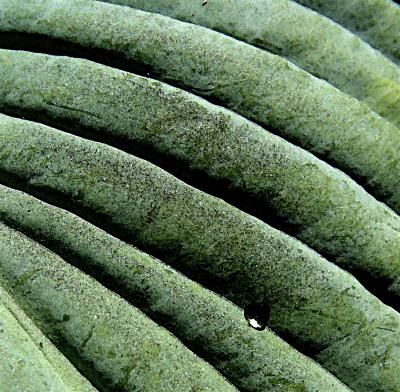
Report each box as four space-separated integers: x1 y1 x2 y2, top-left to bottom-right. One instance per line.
0 31 390 206
1 105 398 313
0 169 327 358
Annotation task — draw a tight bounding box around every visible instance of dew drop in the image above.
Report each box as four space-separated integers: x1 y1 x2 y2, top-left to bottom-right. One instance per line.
244 303 270 331
62 314 70 322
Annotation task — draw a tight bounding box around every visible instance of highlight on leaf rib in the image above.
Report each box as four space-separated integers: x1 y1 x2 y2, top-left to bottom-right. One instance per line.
0 184 350 392
0 285 97 392
0 114 399 392
295 0 400 64
1 50 398 304
0 222 238 392
1 0 399 214
101 0 400 127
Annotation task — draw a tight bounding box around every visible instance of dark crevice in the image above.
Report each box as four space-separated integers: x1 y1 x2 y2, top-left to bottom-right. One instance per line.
0 32 390 207
4 283 115 391
0 170 248 307
50 335 120 392
2 106 399 313
0 34 398 350
1 178 313 390
0 170 135 245
0 172 324 360
0 32 156 82
0 106 300 238
0 202 246 391
0 170 398 369
0 175 244 377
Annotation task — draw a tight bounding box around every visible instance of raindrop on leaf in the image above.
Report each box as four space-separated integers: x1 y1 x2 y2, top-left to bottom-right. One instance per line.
244 303 270 331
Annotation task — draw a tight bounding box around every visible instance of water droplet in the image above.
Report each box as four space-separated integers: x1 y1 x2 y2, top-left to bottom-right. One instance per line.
62 314 70 322
244 303 270 331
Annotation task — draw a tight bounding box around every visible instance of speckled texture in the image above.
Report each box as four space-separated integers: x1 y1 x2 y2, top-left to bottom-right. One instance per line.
0 285 96 392
1 50 398 299
0 223 237 392
296 0 400 64
0 185 350 392
1 0 399 212
102 0 400 127
0 114 399 392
